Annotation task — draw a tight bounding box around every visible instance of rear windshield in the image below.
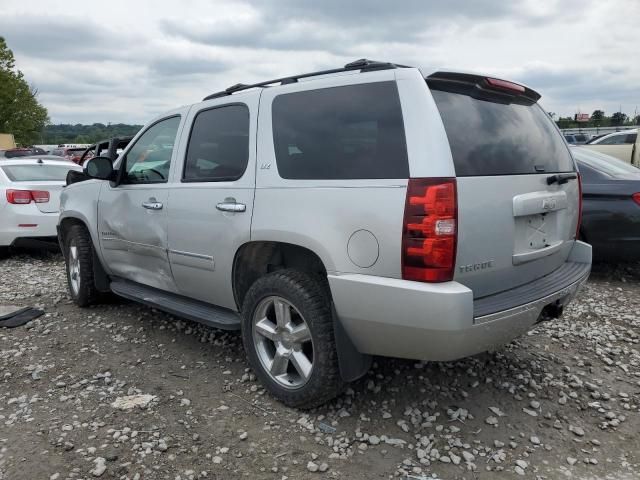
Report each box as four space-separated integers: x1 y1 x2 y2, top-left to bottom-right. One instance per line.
576 150 640 176
1 164 75 182
430 89 575 176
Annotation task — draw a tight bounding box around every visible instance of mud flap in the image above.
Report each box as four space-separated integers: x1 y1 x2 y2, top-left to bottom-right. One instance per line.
331 303 372 382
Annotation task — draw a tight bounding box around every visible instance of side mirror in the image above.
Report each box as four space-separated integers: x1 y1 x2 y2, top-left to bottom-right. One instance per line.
84 156 114 180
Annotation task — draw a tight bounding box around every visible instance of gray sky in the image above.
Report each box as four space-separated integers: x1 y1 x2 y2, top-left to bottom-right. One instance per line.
1 0 638 125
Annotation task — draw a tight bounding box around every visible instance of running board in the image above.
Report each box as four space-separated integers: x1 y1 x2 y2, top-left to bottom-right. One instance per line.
110 279 241 330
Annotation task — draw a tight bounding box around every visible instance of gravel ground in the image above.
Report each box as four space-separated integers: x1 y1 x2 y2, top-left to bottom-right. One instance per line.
0 251 639 480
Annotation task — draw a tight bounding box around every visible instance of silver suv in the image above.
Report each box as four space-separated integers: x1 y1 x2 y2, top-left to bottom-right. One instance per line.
58 59 591 408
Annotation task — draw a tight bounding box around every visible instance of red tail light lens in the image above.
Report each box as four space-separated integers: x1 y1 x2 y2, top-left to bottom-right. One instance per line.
31 190 50 203
486 77 525 93
632 193 640 206
6 189 49 204
576 173 583 239
402 178 457 282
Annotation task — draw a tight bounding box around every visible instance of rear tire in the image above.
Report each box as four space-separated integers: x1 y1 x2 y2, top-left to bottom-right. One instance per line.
241 269 343 409
64 224 100 307
0 246 9 259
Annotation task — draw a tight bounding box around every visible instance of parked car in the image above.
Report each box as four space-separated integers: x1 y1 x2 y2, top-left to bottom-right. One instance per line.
0 158 82 256
49 147 88 163
572 147 640 262
564 133 589 145
0 148 41 159
79 136 133 165
58 59 591 407
584 129 639 164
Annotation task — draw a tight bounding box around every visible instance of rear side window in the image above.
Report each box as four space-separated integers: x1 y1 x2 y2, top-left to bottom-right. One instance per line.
1 164 76 181
626 133 637 144
598 134 626 145
183 105 250 182
272 82 409 180
430 89 574 176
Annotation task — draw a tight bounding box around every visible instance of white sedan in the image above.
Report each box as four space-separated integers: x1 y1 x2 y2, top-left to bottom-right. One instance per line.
0 158 82 255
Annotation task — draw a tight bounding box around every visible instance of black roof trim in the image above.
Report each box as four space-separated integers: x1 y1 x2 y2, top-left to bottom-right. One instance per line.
202 59 410 101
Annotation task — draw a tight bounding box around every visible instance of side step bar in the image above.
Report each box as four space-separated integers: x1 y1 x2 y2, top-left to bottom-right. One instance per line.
110 279 241 330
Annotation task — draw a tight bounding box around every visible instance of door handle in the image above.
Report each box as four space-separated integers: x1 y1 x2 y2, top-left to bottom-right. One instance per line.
216 200 246 213
142 200 163 210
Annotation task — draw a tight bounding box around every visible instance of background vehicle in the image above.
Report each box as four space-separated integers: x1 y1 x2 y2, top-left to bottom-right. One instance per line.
49 146 88 163
58 59 591 408
0 148 46 159
0 158 82 256
564 133 589 145
584 129 639 165
79 136 133 164
572 147 640 262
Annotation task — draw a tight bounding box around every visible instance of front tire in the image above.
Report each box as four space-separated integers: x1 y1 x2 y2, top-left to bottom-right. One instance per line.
64 224 100 307
241 269 343 409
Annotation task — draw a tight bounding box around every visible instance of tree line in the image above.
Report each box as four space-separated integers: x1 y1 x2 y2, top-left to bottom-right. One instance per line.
42 123 142 145
550 110 640 130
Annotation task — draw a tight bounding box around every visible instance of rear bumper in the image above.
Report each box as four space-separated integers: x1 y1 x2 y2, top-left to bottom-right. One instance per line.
0 205 60 247
328 241 591 361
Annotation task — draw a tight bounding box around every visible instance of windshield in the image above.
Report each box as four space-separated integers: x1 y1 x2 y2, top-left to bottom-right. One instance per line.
430 89 575 176
1 164 76 182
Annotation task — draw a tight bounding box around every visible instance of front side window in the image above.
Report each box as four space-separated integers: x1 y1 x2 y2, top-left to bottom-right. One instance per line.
123 116 181 184
183 105 250 182
272 82 409 180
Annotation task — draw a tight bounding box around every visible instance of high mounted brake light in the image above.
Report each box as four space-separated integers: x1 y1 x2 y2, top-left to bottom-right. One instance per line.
486 77 526 93
402 178 457 282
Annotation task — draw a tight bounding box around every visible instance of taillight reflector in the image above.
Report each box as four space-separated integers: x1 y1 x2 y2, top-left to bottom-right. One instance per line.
486 77 525 93
402 178 457 282
6 189 50 204
632 192 640 206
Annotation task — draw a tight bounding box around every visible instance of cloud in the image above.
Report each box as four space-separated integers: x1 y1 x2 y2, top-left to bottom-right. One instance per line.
0 0 638 124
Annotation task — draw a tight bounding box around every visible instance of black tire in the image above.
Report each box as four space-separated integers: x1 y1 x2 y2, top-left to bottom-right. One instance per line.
0 246 9 259
241 269 343 409
64 224 100 307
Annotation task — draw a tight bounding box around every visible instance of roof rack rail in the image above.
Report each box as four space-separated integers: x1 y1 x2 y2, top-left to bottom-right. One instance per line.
202 59 410 101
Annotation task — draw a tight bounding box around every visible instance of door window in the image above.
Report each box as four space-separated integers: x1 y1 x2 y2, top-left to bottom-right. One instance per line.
123 116 181 184
183 105 250 182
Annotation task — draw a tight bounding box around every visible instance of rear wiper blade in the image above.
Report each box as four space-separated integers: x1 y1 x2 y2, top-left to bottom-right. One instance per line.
546 173 577 185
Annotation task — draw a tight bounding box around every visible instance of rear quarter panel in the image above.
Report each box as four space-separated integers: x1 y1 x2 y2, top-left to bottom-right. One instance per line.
252 70 431 277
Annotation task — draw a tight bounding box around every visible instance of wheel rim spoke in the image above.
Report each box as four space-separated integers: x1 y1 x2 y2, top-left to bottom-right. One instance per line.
289 323 311 344
254 317 278 341
270 348 290 377
290 351 312 381
273 299 291 329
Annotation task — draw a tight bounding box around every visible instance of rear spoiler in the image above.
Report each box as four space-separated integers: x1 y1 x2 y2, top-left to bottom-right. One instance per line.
426 71 541 106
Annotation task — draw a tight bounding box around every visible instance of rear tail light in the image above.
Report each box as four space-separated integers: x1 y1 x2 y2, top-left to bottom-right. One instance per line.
6 189 50 204
402 178 457 282
633 193 640 206
576 173 583 239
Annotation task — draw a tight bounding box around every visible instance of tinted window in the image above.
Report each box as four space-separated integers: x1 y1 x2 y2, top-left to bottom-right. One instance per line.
272 82 409 180
124 116 180 184
2 164 76 181
625 133 637 144
183 105 249 182
430 89 574 176
598 134 626 145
